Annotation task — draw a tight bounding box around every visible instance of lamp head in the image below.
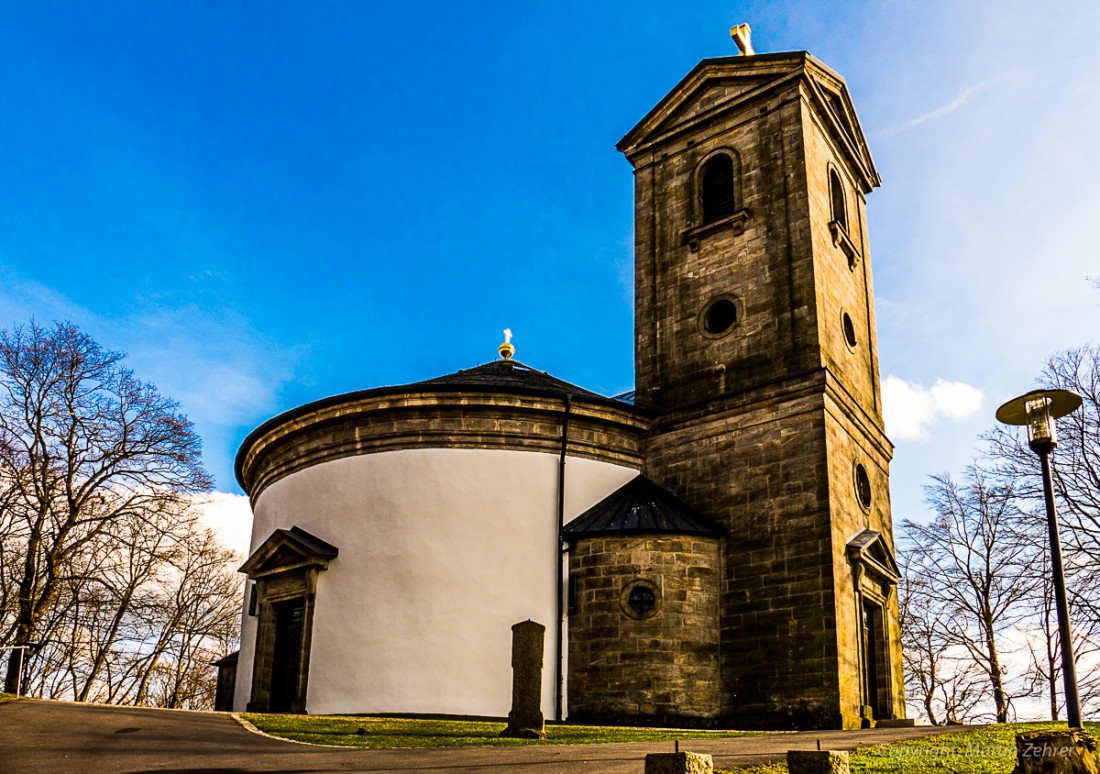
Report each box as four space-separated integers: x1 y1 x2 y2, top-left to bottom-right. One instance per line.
995 388 1083 453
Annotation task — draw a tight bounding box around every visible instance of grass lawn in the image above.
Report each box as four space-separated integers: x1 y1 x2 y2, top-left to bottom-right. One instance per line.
241 713 771 748
0 691 18 705
717 721 1100 774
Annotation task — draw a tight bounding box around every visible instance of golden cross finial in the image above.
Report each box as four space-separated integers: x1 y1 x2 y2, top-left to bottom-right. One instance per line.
731 23 755 56
498 328 515 360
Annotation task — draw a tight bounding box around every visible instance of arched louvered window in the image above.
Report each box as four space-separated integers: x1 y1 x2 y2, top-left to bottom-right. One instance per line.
701 154 736 224
829 169 847 232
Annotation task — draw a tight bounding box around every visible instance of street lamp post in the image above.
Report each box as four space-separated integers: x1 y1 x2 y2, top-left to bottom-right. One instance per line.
996 388 1084 728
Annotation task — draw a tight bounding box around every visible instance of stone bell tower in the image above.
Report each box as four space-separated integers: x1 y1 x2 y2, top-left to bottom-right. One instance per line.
618 37 905 729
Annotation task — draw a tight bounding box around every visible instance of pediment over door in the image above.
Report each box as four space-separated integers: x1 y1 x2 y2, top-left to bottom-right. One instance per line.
846 528 899 586
240 526 339 579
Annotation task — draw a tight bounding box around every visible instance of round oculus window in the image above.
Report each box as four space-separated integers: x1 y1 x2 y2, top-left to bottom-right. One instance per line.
628 586 656 616
620 580 660 620
701 296 741 337
842 312 857 348
855 463 872 509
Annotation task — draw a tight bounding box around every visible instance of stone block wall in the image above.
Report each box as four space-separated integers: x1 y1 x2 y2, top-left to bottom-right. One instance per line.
239 391 649 500
567 534 721 725
630 73 820 409
801 95 883 425
643 378 844 728
620 54 902 729
822 385 904 722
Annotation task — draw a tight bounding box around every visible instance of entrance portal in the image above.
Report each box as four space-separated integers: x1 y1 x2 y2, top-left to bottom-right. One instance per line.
241 526 338 713
862 600 884 718
269 598 306 713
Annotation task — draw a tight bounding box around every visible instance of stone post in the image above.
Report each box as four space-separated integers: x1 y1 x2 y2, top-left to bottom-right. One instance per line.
1014 728 1098 774
500 620 546 739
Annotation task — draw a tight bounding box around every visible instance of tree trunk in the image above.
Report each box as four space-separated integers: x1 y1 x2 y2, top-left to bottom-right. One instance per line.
984 618 1009 723
4 648 20 694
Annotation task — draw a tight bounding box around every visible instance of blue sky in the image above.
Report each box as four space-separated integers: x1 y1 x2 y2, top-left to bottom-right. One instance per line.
2 1 1098 543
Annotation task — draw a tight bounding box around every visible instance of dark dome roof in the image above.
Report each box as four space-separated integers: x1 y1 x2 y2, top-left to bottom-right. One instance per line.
415 359 605 399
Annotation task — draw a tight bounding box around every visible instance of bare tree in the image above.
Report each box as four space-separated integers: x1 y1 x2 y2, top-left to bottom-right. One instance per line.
11 506 242 709
131 522 241 709
0 321 212 694
72 501 191 702
984 343 1100 714
899 547 990 724
1017 521 1100 719
901 468 1039 723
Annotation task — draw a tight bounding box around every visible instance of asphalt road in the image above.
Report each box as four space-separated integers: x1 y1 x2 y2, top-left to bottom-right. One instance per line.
0 699 974 773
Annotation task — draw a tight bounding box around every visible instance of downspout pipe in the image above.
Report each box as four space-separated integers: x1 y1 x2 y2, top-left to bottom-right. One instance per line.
555 394 572 723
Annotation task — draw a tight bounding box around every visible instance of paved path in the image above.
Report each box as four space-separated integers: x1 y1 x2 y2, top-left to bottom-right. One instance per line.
0 699 974 773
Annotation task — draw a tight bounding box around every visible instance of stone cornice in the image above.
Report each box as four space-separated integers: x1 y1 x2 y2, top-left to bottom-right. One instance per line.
237 390 651 501
821 369 894 462
645 367 892 461
647 368 830 433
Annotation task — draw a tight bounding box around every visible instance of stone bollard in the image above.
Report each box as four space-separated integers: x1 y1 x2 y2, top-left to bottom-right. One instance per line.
1014 728 1099 774
787 749 850 774
644 751 713 774
499 620 547 739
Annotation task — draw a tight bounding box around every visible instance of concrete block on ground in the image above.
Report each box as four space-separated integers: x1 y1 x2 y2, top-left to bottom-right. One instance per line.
787 749 850 774
644 751 713 774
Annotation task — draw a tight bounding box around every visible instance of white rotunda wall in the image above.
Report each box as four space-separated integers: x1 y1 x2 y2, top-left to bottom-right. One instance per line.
233 446 637 716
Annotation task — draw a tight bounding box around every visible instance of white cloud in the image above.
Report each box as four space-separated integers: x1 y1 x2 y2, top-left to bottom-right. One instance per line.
194 491 253 558
883 375 984 442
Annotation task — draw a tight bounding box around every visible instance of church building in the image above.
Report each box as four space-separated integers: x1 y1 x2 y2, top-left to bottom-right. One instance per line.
232 36 906 730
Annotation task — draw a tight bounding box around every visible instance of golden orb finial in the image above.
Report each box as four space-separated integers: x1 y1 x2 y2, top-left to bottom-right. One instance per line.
498 328 515 360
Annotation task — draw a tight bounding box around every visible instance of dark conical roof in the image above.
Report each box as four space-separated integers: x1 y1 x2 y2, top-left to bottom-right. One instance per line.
416 359 605 399
564 476 724 540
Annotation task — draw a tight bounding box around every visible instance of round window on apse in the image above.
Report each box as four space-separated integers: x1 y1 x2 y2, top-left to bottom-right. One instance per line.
620 579 661 620
628 586 656 616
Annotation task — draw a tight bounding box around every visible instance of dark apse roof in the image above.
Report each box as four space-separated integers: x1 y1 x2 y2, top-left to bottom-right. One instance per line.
416 359 605 399
563 476 724 540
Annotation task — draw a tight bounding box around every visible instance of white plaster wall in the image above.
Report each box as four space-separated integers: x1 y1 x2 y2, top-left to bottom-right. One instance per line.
233 447 636 717
233 586 258 710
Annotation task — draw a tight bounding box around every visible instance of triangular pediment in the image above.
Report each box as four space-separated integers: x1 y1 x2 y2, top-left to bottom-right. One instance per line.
644 72 792 139
803 70 880 190
240 525 339 578
618 51 880 192
618 53 808 155
847 528 899 583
